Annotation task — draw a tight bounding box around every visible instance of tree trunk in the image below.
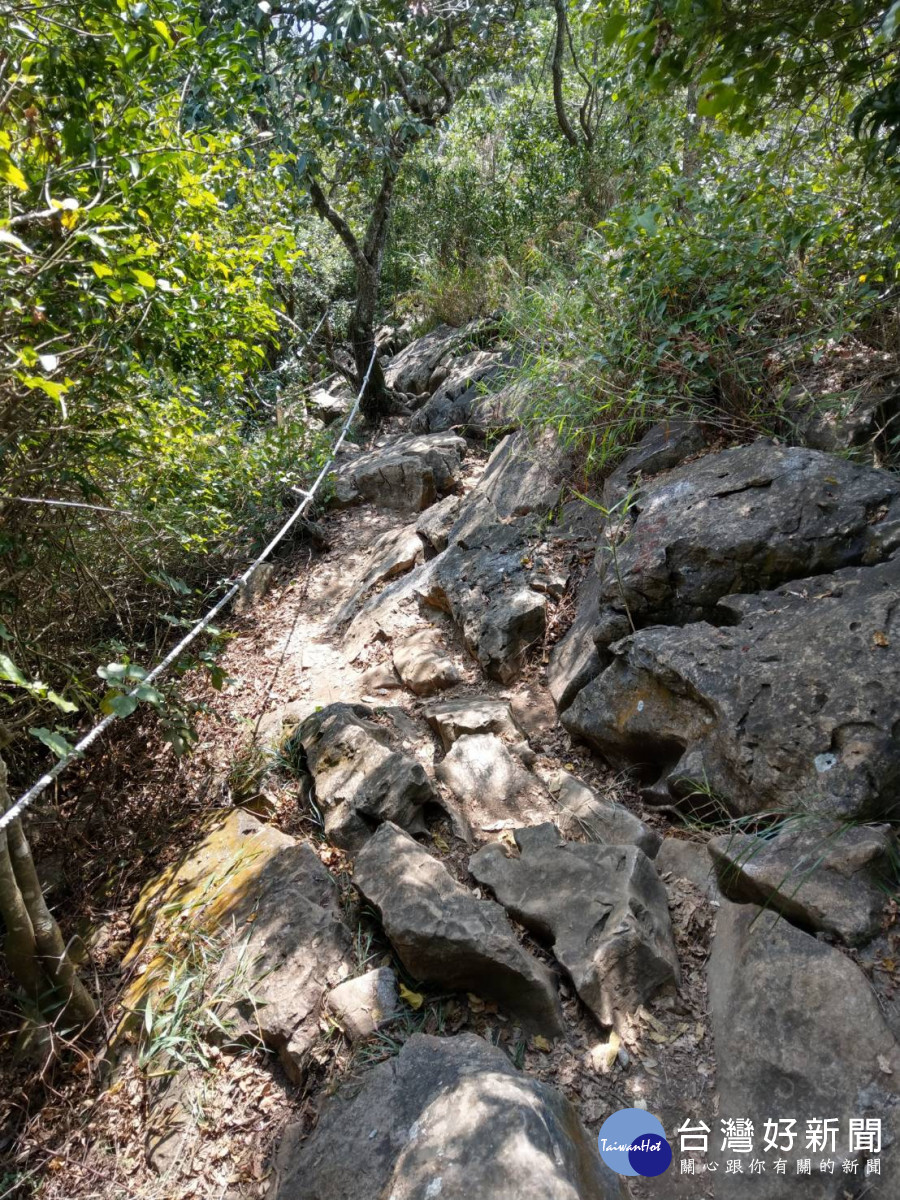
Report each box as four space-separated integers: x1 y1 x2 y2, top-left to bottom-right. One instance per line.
351 260 391 422
0 756 96 1027
0 823 44 1001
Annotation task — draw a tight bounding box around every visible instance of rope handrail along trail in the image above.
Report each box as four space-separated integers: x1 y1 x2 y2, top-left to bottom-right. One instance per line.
0 344 377 834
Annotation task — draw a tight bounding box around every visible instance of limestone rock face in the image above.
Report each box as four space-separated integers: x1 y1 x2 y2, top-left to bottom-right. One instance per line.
353 822 564 1034
408 349 518 437
297 703 437 850
423 431 572 681
333 432 466 512
564 554 900 821
539 768 661 858
326 967 400 1042
590 439 900 652
383 323 465 395
272 1033 624 1200
436 733 548 830
709 819 894 945
392 630 462 697
122 810 351 1083
469 823 679 1029
423 696 523 751
415 493 461 552
709 902 900 1199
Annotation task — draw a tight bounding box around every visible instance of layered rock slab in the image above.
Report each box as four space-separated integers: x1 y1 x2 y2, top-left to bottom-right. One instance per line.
469 823 679 1030
565 554 900 820
709 901 900 1199
588 439 900 652
333 432 466 512
422 430 572 681
296 703 437 850
709 819 894 945
121 810 350 1082
272 1033 624 1200
353 822 563 1034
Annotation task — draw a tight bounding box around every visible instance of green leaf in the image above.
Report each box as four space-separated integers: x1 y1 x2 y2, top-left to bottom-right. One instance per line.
29 726 74 759
0 154 27 191
91 261 115 278
0 652 28 688
101 692 139 718
46 690 78 714
131 268 156 288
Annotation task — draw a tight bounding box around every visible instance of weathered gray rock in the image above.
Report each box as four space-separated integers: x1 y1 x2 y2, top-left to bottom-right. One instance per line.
420 431 572 681
470 824 679 1030
308 380 352 424
588 439 900 652
565 554 900 821
392 630 462 697
409 350 520 437
326 967 400 1041
415 493 461 552
548 566 603 714
353 823 563 1034
297 704 437 850
383 324 467 396
654 838 720 900
709 902 900 1199
127 811 351 1090
333 432 466 512
601 417 708 510
709 819 894 945
539 768 661 857
272 1033 623 1200
424 697 523 751
436 733 548 830
332 525 425 629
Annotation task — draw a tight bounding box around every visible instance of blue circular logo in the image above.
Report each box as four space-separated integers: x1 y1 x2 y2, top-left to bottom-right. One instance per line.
598 1108 673 1178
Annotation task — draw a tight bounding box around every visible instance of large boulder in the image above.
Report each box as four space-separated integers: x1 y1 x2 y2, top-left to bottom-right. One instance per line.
436 733 549 830
424 696 523 751
296 703 438 850
709 902 900 1198
383 324 463 395
709 819 894 946
537 768 661 858
121 810 351 1083
272 1033 624 1200
408 349 520 437
422 431 572 681
587 439 900 653
353 823 564 1034
565 554 900 821
601 416 709 510
469 823 679 1030
333 432 466 512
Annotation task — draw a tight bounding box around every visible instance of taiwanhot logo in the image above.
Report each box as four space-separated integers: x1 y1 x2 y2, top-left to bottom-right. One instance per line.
598 1107 673 1178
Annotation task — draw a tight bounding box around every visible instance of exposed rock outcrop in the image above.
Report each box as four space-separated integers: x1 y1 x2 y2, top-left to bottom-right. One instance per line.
333 432 466 512
469 823 679 1029
121 811 351 1083
273 1033 624 1200
564 554 900 820
436 733 548 830
709 902 900 1199
353 823 564 1034
709 819 894 945
296 703 438 850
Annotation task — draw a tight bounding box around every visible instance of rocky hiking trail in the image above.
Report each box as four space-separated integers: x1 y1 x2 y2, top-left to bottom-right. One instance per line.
19 323 900 1200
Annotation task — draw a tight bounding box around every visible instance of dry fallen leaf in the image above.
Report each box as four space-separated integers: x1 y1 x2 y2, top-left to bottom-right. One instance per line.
399 983 424 1009
873 630 890 648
